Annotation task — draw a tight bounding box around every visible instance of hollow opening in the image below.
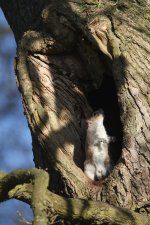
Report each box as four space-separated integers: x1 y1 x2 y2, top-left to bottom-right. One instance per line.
86 74 123 164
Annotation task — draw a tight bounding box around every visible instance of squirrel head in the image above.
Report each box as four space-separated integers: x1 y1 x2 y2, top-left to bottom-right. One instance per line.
87 108 105 126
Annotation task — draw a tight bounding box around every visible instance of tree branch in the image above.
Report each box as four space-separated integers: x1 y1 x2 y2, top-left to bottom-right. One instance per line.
0 169 149 225
0 169 49 225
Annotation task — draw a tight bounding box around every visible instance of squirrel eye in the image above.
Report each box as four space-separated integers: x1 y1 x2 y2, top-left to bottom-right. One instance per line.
92 111 97 116
92 108 104 116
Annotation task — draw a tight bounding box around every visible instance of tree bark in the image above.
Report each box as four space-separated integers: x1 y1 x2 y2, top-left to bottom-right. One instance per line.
1 0 150 217
1 169 150 225
99 2 150 211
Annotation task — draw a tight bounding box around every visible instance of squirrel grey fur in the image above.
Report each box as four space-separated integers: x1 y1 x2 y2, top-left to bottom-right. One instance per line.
84 109 114 181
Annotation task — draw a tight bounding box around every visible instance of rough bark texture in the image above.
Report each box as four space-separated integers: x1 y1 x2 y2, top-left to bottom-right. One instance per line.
1 169 150 225
1 0 150 217
100 2 150 211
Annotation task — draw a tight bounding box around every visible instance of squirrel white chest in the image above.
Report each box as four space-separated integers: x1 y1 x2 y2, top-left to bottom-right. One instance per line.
92 143 108 164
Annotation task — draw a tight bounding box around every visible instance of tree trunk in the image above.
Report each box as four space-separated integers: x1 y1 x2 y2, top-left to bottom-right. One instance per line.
1 0 150 214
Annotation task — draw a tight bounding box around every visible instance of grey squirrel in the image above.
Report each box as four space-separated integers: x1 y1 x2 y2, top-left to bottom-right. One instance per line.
84 109 115 181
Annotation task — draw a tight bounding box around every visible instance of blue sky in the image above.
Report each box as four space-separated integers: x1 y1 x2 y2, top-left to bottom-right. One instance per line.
0 8 34 225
